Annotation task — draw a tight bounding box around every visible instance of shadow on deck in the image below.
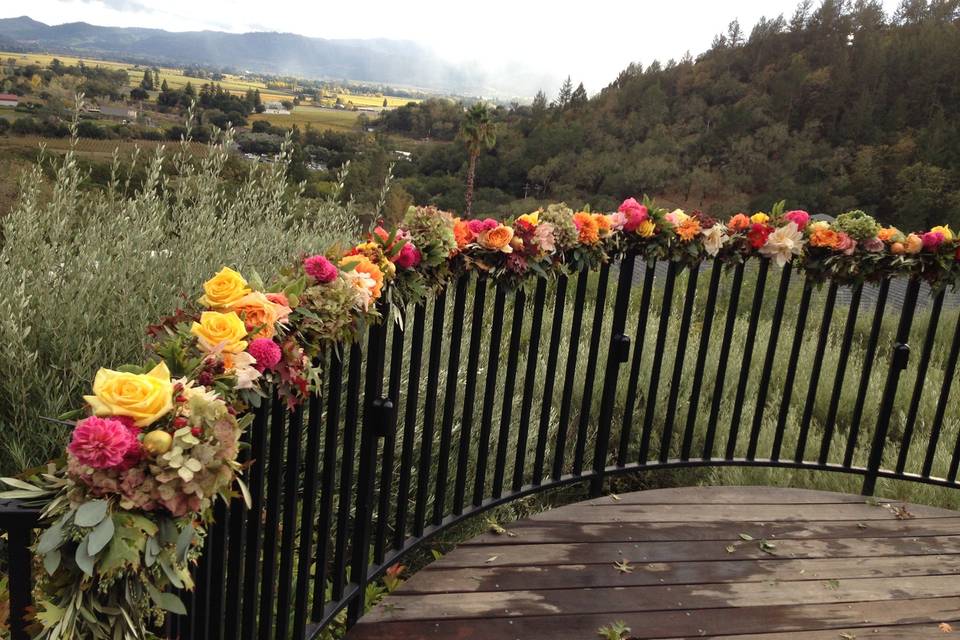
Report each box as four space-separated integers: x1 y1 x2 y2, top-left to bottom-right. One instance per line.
348 486 960 640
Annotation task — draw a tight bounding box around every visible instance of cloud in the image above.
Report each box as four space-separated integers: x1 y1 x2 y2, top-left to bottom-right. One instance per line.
56 0 152 12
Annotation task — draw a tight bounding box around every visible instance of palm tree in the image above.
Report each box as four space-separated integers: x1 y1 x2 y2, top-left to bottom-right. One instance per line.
458 103 496 216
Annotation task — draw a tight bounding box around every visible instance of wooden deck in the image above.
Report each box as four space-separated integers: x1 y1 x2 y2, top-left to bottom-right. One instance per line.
347 486 960 639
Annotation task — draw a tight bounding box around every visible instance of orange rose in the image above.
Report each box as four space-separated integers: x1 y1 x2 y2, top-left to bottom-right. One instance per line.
341 255 384 299
593 213 612 236
477 224 515 253
877 226 901 243
453 219 474 249
904 233 923 254
228 291 291 339
727 213 751 232
677 217 702 242
810 228 841 249
573 212 600 245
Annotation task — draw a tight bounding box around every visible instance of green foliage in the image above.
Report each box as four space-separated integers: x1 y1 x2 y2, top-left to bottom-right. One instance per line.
0 121 358 473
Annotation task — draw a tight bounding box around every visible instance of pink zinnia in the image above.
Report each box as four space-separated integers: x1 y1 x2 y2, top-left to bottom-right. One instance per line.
248 338 282 372
304 255 338 283
618 198 649 232
783 210 810 231
394 242 422 269
922 231 945 251
68 416 140 470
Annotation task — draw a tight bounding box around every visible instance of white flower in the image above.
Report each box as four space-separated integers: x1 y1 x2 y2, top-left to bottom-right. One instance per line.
759 221 805 267
608 211 627 231
342 269 375 311
228 352 262 390
701 224 728 257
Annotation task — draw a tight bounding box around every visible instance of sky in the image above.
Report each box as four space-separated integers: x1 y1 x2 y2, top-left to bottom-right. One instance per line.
6 0 903 92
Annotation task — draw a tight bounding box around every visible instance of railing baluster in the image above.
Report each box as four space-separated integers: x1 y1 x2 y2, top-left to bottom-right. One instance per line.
347 318 388 624
374 319 405 561
795 281 838 463
5 514 36 640
772 278 815 461
844 278 890 468
474 286 506 505
434 278 468 524
533 275 568 483
726 259 769 460
453 278 487 514
493 288 527 497
681 260 722 460
619 262 656 465
240 402 270 640
223 397 254 640
639 261 678 464
590 255 635 496
293 385 323 639
574 264 611 475
393 304 425 549
205 497 229 639
901 289 945 475
660 265 699 463
747 264 792 460
552 272 589 480
703 262 744 460
414 291 446 536
514 279 548 492
258 390 288 639
819 283 863 465
331 344 362 601
941 313 960 482
311 350 342 620
275 404 304 639
863 278 921 495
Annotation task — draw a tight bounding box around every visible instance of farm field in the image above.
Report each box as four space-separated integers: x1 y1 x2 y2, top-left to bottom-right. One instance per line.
249 105 362 132
0 134 208 159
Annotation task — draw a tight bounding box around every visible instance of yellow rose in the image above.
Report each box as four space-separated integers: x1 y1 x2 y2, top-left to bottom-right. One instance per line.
191 311 249 353
83 362 174 427
808 220 830 233
931 225 954 242
517 211 539 226
199 267 251 308
751 212 769 224
637 219 656 238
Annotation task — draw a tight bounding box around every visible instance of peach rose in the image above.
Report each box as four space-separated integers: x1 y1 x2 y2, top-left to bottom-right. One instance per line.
477 224 515 253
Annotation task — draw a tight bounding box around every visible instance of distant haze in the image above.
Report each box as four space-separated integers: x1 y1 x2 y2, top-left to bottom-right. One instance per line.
3 0 903 96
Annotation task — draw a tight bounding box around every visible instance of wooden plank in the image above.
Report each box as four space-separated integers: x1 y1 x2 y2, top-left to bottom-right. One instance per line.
712 623 959 639
530 502 956 523
463 517 960 545
580 486 873 505
361 574 960 622
430 535 960 568
348 597 960 639
401 554 960 593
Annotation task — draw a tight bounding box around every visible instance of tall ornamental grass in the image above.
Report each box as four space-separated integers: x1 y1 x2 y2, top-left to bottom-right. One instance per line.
0 121 359 473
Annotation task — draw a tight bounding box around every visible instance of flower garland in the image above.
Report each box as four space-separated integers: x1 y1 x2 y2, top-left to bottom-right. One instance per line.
3 197 959 638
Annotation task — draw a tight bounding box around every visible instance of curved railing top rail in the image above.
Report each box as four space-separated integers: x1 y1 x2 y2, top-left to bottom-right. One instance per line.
1 202 960 640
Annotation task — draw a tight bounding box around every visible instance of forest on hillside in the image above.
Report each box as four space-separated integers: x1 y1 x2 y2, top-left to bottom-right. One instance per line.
373 0 960 229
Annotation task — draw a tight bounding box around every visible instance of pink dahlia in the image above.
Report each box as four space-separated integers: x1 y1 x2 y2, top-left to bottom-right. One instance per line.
304 255 338 283
248 337 282 372
922 231 945 251
618 198 649 232
836 232 857 255
783 210 810 231
468 218 498 234
394 242 422 269
68 416 141 470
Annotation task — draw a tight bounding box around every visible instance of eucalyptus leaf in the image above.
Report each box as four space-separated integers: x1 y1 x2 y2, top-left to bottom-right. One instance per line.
43 548 61 575
157 516 178 545
75 500 109 527
87 515 116 556
145 536 160 567
0 476 42 491
175 524 194 563
75 539 96 577
236 476 252 509
146 583 187 615
158 555 185 589
37 516 67 554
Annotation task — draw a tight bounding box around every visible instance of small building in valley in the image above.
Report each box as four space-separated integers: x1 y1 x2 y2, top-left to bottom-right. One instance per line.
263 101 290 115
0 93 19 108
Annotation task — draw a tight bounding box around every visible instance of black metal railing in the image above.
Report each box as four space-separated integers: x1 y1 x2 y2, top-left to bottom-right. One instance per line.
2 254 960 640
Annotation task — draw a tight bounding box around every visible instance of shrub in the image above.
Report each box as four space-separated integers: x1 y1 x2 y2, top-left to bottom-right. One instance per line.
0 126 359 472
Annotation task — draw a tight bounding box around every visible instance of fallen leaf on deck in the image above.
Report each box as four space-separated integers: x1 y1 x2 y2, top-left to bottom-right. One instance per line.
759 540 777 555
609 493 621 502
939 622 954 632
725 545 736 554
738 533 754 541
613 559 634 574
485 556 498 563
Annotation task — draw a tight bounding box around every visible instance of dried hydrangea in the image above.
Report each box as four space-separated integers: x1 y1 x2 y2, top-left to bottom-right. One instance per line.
833 210 881 241
540 203 579 251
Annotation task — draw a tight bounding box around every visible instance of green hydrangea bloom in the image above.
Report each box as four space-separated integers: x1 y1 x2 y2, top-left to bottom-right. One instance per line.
402 205 457 268
540 203 579 251
833 210 881 241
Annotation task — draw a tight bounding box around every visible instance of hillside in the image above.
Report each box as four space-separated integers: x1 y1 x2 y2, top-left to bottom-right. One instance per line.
384 1 960 229
0 16 500 94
